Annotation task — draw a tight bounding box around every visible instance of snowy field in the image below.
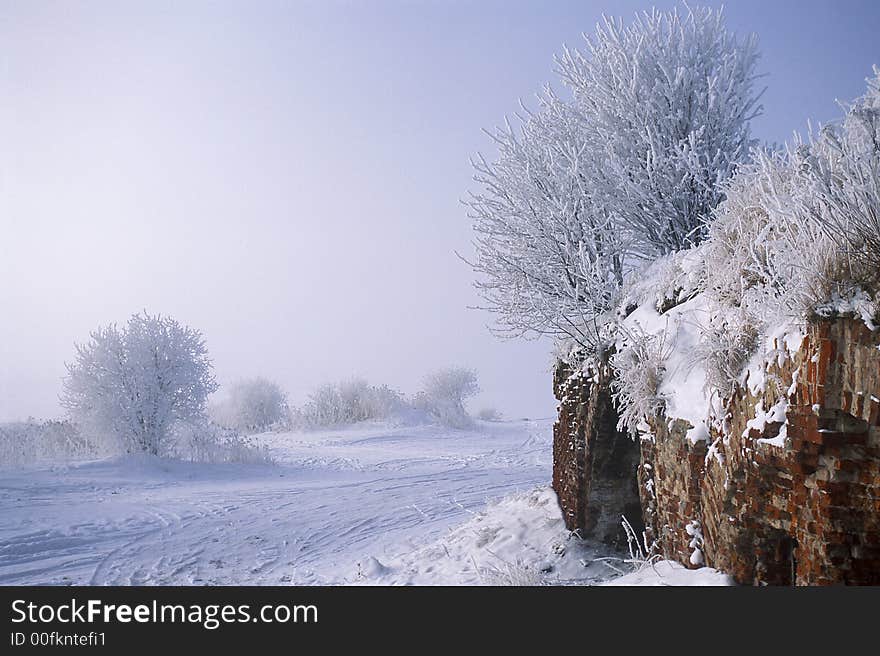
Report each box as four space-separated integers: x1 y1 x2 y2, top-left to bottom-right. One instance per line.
0 419 731 586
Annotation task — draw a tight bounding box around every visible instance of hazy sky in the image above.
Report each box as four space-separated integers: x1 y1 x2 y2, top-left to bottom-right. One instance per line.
1 0 878 422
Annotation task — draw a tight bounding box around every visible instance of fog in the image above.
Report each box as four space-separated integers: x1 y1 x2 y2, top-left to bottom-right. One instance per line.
1 0 878 421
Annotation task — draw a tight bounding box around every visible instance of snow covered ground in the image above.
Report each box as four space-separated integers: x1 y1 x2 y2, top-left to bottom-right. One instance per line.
0 418 731 586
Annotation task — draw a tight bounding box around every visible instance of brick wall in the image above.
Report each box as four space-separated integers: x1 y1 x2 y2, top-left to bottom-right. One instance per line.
642 317 880 585
552 360 643 547
554 317 880 584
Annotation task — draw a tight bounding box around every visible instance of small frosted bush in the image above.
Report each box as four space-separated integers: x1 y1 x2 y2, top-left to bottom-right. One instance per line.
414 367 480 429
292 379 405 429
0 419 94 468
169 421 274 465
803 67 880 277
213 377 289 433
690 312 759 400
705 70 880 333
705 150 835 325
476 407 503 422
611 329 670 434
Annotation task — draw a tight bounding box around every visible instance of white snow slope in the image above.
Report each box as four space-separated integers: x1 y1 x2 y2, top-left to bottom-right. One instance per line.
0 419 731 586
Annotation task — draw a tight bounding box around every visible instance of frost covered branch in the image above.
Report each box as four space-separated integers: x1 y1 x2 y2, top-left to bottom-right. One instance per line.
467 4 762 351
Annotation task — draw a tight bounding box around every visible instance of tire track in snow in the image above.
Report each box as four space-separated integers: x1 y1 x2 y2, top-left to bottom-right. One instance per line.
2 419 554 585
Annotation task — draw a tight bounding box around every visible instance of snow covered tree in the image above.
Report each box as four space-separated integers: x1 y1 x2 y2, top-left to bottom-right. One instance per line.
556 4 762 257
220 377 289 433
468 4 762 348
467 90 625 347
414 367 480 428
61 312 218 456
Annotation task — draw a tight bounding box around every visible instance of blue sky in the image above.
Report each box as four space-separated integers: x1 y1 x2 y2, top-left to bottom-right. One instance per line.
1 1 878 420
